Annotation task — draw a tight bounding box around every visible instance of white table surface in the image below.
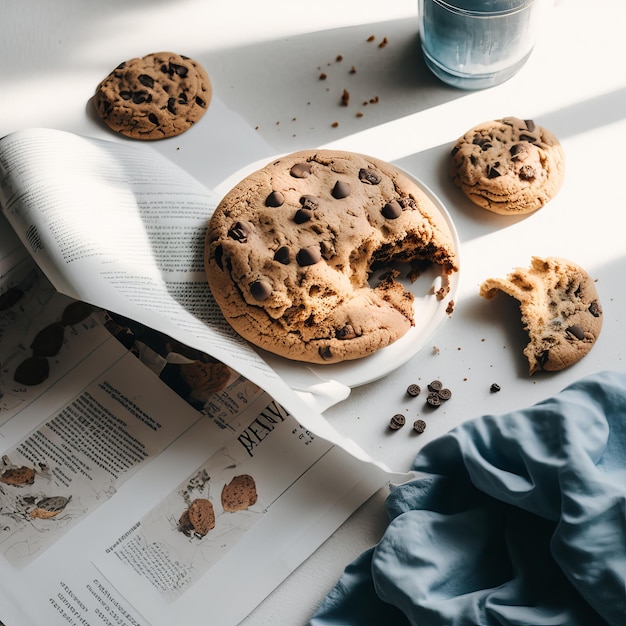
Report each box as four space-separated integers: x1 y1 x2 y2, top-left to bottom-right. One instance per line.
2 1 625 624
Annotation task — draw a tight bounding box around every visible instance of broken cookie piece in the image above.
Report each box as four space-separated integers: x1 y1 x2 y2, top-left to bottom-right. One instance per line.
479 256 602 374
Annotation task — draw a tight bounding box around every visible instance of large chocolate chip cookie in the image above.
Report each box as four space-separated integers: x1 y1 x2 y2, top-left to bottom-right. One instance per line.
480 256 602 374
204 150 459 364
94 51 211 140
450 117 565 215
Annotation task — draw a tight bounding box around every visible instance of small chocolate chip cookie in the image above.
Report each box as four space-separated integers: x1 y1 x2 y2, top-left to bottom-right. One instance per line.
94 51 212 140
178 498 215 537
221 474 258 512
450 117 565 215
0 466 36 486
204 150 459 365
480 257 602 374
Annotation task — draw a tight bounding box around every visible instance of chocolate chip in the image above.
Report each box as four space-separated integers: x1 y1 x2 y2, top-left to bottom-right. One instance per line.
148 113 159 125
437 388 452 401
490 383 501 393
566 324 585 340
407 384 421 397
538 350 550 369
519 134 537 143
169 62 188 77
319 346 333 361
413 419 427 434
214 245 224 269
451 146 460 157
358 168 381 185
331 181 351 199
524 119 536 132
132 91 151 104
589 300 601 317
389 414 405 430
382 200 402 219
472 136 492 151
300 195 319 211
427 380 443 392
138 74 154 88
519 165 536 181
291 162 312 178
294 209 313 224
510 143 529 160
296 246 322 266
228 221 251 242
265 191 285 207
195 96 207 108
250 280 272 301
120 91 132 100
337 325 356 340
487 165 502 179
273 246 291 265
426 392 441 407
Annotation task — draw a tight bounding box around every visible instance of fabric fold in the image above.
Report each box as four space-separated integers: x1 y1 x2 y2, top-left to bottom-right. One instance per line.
310 370 626 626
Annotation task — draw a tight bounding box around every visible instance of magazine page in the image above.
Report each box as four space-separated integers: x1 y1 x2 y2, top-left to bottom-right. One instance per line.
0 268 388 626
0 128 394 466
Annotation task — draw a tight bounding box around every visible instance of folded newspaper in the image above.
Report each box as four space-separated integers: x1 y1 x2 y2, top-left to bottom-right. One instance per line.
0 128 402 626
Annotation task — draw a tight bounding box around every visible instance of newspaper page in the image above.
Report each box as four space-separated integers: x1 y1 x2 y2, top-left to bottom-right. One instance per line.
0 128 389 459
0 267 387 626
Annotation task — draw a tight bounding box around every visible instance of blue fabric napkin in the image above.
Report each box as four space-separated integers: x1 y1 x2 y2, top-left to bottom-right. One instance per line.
310 370 626 625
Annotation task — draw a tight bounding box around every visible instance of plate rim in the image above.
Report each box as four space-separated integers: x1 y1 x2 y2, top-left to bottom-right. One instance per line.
213 154 461 389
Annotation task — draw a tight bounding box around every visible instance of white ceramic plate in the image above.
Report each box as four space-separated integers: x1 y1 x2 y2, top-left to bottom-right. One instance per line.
214 156 461 390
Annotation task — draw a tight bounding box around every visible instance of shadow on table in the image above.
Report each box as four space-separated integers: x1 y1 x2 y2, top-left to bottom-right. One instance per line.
394 86 626 244
206 18 464 153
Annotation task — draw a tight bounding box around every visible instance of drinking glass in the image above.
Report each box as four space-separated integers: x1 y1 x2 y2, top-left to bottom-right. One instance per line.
418 0 541 89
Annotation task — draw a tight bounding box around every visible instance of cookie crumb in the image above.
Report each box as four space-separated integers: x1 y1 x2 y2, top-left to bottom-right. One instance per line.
336 55 343 62
367 35 376 42
349 66 357 74
331 121 339 128
378 37 388 48
319 72 327 80
490 383 501 393
340 89 350 106
356 112 364 118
